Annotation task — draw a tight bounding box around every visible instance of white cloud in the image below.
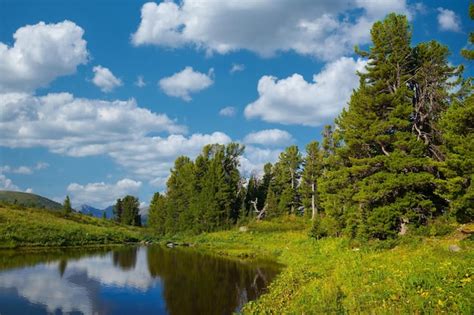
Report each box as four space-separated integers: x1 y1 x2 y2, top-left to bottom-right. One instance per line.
244 57 367 126
67 178 142 208
239 145 281 178
131 0 409 60
135 75 146 87
219 106 236 117
230 63 245 74
0 165 32 175
159 67 214 101
35 162 49 170
0 91 236 187
243 129 293 147
0 20 88 93
0 92 186 156
92 65 122 92
437 8 461 32
0 162 48 175
0 173 21 191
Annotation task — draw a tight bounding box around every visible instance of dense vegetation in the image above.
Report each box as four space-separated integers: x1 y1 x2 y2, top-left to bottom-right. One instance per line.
0 203 150 248
113 195 142 226
148 13 473 240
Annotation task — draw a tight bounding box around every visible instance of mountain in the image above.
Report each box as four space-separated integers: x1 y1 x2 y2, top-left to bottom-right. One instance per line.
78 204 115 219
0 191 62 210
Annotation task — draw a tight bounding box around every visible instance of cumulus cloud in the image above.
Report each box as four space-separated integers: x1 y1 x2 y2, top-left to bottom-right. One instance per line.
0 92 236 187
230 64 245 74
67 178 142 208
243 129 293 147
159 67 214 101
131 0 410 60
92 65 122 92
244 57 367 126
0 92 186 155
0 20 88 93
437 8 461 32
219 106 236 117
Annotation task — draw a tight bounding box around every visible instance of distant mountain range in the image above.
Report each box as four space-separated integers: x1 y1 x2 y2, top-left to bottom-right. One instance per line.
78 204 115 219
0 191 62 210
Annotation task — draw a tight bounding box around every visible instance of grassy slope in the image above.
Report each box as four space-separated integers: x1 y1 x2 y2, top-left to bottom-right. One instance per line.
0 203 151 248
0 191 62 210
184 217 473 314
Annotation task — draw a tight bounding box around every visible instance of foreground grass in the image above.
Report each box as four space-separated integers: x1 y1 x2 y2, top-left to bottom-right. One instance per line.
184 217 473 314
0 203 152 248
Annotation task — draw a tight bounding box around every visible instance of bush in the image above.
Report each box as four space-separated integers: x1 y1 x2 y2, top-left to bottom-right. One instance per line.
310 215 340 239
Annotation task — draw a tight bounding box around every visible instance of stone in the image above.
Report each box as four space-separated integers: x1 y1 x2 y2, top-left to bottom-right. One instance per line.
239 226 248 232
448 245 461 252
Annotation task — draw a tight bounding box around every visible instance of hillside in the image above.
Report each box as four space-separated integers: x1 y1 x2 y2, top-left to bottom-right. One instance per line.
0 191 62 210
0 203 153 248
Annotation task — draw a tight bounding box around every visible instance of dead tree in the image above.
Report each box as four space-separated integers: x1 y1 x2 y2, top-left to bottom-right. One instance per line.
250 198 267 220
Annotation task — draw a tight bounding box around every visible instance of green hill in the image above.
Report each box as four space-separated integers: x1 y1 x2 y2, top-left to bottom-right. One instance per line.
0 191 62 210
0 203 152 248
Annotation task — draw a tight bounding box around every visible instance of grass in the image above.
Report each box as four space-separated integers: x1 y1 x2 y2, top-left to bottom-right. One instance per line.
0 203 154 248
181 216 474 314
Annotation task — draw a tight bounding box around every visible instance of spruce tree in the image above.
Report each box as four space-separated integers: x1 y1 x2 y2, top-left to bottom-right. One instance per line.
461 3 474 60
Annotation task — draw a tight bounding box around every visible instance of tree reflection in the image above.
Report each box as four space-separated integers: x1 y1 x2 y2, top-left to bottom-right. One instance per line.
112 247 138 270
146 246 280 315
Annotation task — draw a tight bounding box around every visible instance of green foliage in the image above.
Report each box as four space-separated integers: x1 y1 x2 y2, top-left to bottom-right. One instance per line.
120 195 141 226
461 3 474 60
63 195 72 214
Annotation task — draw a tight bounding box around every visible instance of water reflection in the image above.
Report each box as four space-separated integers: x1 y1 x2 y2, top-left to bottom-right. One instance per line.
0 246 280 315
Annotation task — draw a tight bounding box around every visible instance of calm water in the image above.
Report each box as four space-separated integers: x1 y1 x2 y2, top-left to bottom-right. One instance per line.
0 246 280 315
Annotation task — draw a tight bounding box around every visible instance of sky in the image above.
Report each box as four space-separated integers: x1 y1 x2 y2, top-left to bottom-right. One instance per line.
0 0 472 209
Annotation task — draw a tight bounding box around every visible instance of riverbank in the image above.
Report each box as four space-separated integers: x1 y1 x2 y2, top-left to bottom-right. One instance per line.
0 203 153 248
182 217 473 314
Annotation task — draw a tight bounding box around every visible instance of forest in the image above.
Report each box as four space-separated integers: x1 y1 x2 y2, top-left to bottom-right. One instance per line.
145 13 473 239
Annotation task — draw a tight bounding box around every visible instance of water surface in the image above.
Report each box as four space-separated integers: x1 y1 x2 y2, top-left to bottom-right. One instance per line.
0 246 280 315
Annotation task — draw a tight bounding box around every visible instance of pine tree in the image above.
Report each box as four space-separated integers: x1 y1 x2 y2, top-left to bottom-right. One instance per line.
113 198 123 223
165 156 195 233
273 145 302 215
323 14 455 239
121 195 141 226
300 141 323 220
63 195 72 214
148 192 167 234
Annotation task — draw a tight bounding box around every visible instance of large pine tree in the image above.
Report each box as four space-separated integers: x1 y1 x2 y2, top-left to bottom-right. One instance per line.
322 14 457 239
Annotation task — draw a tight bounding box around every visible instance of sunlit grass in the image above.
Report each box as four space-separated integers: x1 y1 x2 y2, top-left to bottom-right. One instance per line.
0 203 152 248
185 217 474 314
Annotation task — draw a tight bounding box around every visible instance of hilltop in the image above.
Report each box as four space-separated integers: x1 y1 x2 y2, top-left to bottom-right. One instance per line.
0 191 62 210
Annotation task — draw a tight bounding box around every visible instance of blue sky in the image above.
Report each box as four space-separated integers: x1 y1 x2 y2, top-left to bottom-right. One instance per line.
0 0 472 209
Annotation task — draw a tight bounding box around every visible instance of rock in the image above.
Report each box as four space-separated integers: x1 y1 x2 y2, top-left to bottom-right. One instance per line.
239 226 248 232
448 245 461 252
166 242 176 248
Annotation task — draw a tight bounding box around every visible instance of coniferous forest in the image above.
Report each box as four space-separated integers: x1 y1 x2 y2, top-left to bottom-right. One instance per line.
148 13 473 239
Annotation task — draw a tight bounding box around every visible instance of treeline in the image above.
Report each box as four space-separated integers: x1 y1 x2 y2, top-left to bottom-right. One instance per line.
148 12 473 239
